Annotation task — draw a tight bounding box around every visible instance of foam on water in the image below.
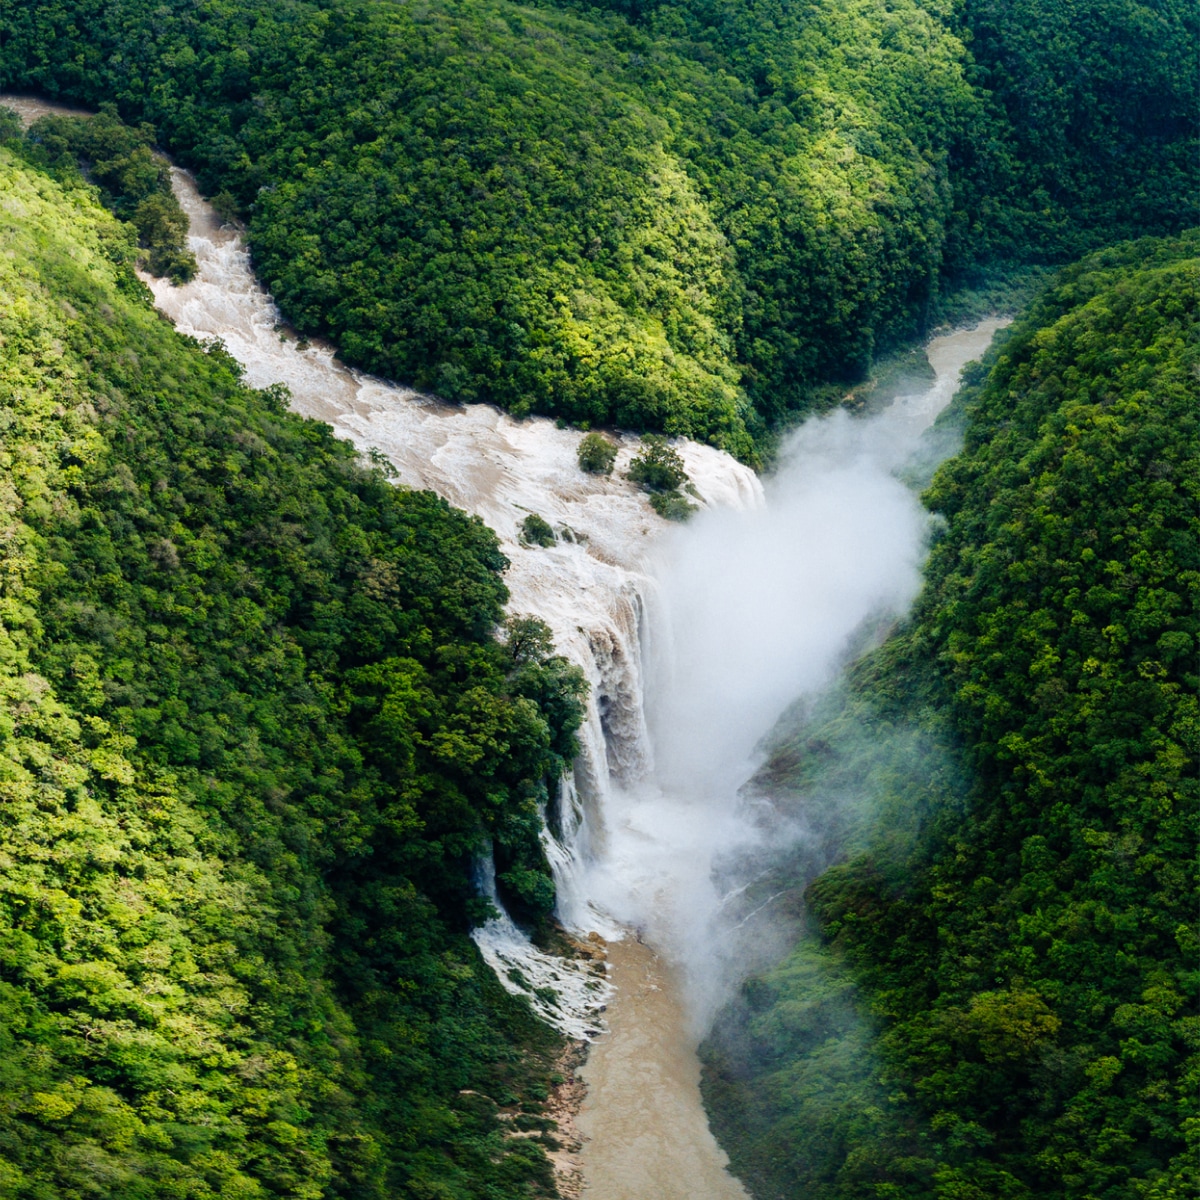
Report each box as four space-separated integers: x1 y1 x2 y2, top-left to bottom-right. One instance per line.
472 856 611 1039
140 164 762 1033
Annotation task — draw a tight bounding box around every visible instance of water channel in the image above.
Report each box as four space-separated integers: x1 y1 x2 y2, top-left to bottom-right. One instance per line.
1 95 1005 1197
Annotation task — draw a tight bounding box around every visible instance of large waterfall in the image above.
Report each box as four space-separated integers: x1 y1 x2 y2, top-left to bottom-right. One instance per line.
141 164 1002 1198
142 170 1004 1200
4 93 1004 1196
138 165 766 1034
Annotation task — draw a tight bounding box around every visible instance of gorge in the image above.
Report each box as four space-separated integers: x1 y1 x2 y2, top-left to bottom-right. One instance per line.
0 0 1194 1190
111 114 1006 1194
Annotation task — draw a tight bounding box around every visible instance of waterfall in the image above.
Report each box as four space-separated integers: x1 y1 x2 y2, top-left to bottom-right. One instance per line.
0 86 995 1034
4 91 1006 1197
140 160 1004 1032
472 853 610 1039
135 162 763 1034
580 320 1010 1027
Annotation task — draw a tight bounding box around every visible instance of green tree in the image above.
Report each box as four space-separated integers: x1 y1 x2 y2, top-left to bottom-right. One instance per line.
577 431 619 475
627 434 688 492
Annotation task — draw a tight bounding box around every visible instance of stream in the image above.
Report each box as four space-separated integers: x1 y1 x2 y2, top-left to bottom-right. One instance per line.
2 94 1006 1198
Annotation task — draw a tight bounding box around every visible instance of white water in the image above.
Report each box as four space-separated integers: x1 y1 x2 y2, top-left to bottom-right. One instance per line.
3 94 1006 1192
569 323 1006 1199
141 156 1003 1043
139 163 765 1035
473 856 611 1040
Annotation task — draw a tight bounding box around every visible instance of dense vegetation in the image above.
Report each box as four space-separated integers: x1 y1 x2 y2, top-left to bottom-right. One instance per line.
0 147 586 1198
20 108 198 283
702 236 1199 1198
0 2 1195 1195
1 0 1194 452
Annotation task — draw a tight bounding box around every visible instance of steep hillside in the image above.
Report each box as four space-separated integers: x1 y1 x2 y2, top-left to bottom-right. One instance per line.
702 235 1199 1199
0 145 584 1198
2 0 1193 450
957 0 1197 255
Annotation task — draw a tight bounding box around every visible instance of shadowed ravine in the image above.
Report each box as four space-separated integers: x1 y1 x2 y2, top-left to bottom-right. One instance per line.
134 166 1003 1197
1 93 1006 1197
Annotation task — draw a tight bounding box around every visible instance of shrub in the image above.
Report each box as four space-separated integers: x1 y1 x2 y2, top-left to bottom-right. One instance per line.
520 513 556 547
626 434 688 493
577 431 618 475
648 490 697 522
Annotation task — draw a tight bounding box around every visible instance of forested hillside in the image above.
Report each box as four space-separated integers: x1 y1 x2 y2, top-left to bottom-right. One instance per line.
0 2 1195 1197
702 235 1199 1199
0 144 585 1198
1 0 1194 451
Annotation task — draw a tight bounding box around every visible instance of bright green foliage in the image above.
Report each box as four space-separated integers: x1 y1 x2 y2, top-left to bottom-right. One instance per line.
3 0 1190 450
647 490 697 522
703 236 1200 1198
0 149 584 1198
520 514 557 548
627 434 696 520
627 434 687 492
15 106 197 282
576 433 618 477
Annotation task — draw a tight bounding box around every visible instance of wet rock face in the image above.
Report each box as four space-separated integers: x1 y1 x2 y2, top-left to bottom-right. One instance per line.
129 145 762 1028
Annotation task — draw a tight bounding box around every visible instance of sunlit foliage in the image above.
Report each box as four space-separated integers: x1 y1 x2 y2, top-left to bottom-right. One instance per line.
13 106 197 282
0 148 583 1198
703 235 1200 1199
3 0 1190 452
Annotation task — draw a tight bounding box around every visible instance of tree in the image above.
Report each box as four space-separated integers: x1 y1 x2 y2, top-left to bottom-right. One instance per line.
577 431 618 475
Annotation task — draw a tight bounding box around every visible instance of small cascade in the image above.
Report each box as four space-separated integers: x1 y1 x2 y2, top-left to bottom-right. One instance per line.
471 855 611 1039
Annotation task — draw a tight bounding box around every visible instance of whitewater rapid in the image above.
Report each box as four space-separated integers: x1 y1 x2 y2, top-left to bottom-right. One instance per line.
4 93 1007 1198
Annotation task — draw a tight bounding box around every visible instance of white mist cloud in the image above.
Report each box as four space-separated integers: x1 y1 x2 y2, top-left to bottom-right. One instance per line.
581 321 1007 1028
650 411 930 802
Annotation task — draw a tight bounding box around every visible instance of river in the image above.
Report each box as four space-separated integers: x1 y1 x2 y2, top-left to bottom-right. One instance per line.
1 94 1006 1198
569 315 1005 1200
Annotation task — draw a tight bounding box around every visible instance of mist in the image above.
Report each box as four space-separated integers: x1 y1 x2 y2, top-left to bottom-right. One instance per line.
579 321 1008 1026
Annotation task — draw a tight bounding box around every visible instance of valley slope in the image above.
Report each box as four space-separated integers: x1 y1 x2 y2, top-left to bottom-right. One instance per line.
0 145 582 1199
1 0 1194 452
702 234 1200 1200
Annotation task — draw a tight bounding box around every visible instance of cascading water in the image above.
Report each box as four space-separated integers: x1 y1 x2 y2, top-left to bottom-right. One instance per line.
571 319 1007 1199
472 855 610 1041
584 319 1009 1027
123 156 764 1034
3 94 1007 1196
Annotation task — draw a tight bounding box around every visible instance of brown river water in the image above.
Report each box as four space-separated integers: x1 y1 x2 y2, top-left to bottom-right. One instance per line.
1 94 1007 1198
578 938 749 1199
